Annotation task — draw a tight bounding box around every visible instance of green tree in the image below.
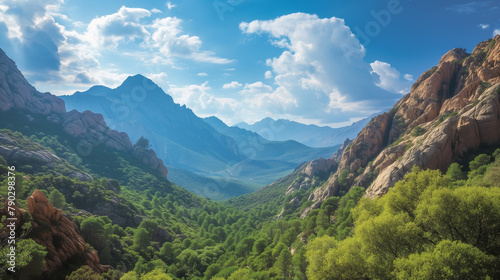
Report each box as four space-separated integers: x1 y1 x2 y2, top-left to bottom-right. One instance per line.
227 268 251 280
252 238 267 255
142 268 173 280
445 162 465 181
49 189 66 209
80 217 110 251
134 136 150 149
469 154 491 171
66 265 104 280
134 228 151 250
415 186 500 253
276 248 292 280
0 239 47 279
394 240 496 279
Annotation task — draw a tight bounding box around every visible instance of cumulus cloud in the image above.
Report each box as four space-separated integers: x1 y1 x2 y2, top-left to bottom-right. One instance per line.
150 17 233 64
494 29 500 36
0 0 65 73
264 70 273 79
169 82 238 117
86 6 151 48
166 1 176 10
240 81 273 95
240 13 401 123
479 24 489 29
370 60 413 94
0 2 233 95
222 81 242 89
197 72 208 76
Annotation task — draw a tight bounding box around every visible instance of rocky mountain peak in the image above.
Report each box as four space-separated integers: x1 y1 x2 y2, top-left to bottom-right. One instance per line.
0 49 65 115
303 35 500 216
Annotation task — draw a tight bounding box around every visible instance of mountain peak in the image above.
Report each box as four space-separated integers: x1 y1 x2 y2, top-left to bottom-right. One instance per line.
119 74 159 89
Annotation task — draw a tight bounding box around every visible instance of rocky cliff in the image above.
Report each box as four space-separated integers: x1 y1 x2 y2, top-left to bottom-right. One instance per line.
1 190 108 276
303 35 500 216
0 49 167 179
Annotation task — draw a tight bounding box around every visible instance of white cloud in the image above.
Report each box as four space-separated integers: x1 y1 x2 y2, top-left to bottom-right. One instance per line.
265 70 273 79
370 60 412 94
166 1 176 10
240 81 273 94
223 81 242 89
169 83 238 118
240 13 399 123
150 17 233 64
404 74 414 81
151 8 162 14
86 6 151 48
494 29 500 37
479 24 490 29
197 72 208 76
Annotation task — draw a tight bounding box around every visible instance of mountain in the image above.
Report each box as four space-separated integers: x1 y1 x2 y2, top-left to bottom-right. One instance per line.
61 77 339 199
235 116 373 148
203 116 340 164
62 75 241 173
0 49 167 180
1 37 500 280
299 35 500 216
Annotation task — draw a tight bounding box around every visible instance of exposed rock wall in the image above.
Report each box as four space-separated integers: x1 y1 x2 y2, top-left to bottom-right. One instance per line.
302 35 500 216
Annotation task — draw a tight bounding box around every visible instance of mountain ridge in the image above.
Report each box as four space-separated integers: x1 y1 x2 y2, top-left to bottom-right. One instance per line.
62 75 340 199
301 35 500 216
235 116 373 148
0 49 168 179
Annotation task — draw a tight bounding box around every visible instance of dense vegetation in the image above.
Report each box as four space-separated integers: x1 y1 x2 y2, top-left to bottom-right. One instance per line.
1 112 500 279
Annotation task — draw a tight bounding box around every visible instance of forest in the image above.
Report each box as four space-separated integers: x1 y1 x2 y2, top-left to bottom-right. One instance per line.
1 122 500 279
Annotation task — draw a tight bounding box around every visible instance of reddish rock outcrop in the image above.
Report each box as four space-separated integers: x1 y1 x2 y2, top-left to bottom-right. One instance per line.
27 190 108 275
302 35 500 216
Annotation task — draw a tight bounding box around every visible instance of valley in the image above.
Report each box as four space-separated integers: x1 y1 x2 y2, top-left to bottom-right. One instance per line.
0 2 500 279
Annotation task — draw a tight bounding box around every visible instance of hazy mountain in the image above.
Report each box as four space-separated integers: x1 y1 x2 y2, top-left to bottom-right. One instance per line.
203 116 340 164
61 76 339 198
235 116 373 148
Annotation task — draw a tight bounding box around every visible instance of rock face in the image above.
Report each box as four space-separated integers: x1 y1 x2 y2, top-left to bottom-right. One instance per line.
0 49 65 115
0 130 93 181
0 48 168 179
1 190 108 276
303 35 500 216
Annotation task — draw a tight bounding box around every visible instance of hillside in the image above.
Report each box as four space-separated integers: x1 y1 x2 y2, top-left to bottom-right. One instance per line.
235 116 372 148
1 36 500 280
301 35 500 216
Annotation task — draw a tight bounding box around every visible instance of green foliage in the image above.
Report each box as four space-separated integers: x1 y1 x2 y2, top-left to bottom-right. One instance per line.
436 111 458 125
306 167 500 280
469 153 491 171
0 239 47 279
48 189 66 209
66 265 104 280
141 268 173 280
446 162 466 181
394 240 496 280
134 136 151 149
411 125 426 137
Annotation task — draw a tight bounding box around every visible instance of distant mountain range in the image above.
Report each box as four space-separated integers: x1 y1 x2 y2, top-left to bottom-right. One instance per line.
61 76 340 199
235 116 374 148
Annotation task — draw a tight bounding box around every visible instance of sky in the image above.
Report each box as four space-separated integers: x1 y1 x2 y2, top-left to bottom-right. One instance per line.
0 0 499 127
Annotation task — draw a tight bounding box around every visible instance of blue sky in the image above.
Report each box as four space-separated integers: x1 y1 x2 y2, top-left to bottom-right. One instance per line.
0 0 499 127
